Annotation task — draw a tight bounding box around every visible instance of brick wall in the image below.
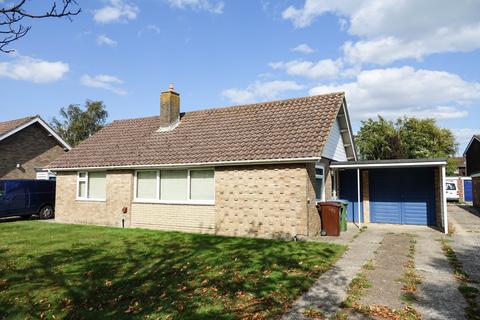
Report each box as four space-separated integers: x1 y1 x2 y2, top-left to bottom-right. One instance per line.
362 170 370 223
131 203 215 233
214 163 317 239
55 170 133 226
473 177 480 208
0 123 66 179
55 163 321 239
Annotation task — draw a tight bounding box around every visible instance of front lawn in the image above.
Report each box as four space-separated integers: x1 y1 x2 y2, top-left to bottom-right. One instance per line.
0 221 345 320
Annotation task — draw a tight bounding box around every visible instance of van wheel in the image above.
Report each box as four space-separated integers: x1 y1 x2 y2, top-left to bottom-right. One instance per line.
39 205 54 219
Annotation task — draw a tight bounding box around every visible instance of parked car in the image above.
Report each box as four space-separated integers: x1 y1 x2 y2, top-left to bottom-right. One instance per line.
0 180 55 219
445 179 460 201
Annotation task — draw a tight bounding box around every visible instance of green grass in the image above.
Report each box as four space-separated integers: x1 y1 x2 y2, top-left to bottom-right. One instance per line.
0 221 345 320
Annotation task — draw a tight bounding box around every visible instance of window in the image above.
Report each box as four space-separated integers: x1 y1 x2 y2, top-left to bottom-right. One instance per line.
161 170 188 200
134 169 215 203
315 163 325 202
0 182 5 198
136 171 158 199
77 172 106 200
190 170 214 200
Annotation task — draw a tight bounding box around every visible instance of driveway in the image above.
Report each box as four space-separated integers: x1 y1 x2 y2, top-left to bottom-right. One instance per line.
448 205 480 286
286 207 480 319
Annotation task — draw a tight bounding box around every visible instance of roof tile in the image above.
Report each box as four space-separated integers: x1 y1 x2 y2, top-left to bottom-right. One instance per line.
48 93 345 168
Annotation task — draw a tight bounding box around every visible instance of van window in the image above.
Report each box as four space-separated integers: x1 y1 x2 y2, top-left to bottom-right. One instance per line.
446 183 456 190
0 182 5 198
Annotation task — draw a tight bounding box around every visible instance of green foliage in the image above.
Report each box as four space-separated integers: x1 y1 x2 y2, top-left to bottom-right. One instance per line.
0 221 345 319
355 116 458 175
51 100 108 147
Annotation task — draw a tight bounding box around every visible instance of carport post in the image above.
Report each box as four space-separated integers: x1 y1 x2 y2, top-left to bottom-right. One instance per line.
357 168 361 228
441 164 448 234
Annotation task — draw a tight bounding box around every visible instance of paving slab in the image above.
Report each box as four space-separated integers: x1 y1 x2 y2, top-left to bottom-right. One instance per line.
414 230 467 320
283 228 384 319
359 233 411 310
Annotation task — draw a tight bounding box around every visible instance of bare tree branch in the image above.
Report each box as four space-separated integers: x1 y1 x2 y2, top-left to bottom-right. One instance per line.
0 1 81 53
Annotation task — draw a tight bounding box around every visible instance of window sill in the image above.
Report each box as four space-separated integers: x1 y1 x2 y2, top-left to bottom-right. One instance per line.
76 198 106 202
133 199 215 206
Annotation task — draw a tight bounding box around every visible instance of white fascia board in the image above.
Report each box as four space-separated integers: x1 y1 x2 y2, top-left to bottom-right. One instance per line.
0 117 72 150
330 161 447 169
472 172 480 178
48 156 322 171
341 99 358 161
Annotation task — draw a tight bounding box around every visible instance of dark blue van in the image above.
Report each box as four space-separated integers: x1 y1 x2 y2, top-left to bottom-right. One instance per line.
0 180 55 219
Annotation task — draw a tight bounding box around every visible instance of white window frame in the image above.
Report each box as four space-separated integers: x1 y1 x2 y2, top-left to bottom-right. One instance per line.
315 162 325 202
76 171 107 202
133 168 215 205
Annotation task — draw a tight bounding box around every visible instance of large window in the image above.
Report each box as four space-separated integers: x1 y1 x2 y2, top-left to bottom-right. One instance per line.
135 169 215 204
77 171 106 200
315 163 325 202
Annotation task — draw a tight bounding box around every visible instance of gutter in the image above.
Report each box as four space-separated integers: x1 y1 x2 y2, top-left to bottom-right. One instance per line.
48 156 322 171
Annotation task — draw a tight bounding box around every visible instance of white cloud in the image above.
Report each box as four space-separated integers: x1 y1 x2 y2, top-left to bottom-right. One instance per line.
270 59 341 79
309 66 480 121
454 128 480 154
165 0 224 14
81 74 127 95
222 80 303 104
291 43 314 54
138 24 161 36
96 34 118 47
0 56 69 83
94 0 139 23
283 0 480 64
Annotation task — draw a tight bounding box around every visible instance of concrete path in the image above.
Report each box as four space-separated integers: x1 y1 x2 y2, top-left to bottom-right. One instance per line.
283 228 384 319
449 205 480 284
414 229 467 320
359 233 411 310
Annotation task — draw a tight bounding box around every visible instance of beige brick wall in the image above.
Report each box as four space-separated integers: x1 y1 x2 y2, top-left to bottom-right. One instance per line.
362 170 370 223
0 123 66 179
55 170 133 227
215 163 318 239
131 203 215 233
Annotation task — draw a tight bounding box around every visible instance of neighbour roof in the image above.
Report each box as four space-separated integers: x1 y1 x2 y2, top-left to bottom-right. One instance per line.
0 116 36 137
48 93 347 169
453 157 465 167
330 158 447 169
463 134 480 156
0 115 72 150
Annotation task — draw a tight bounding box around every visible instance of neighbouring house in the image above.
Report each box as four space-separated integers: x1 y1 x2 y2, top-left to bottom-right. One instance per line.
453 157 466 176
47 88 449 238
464 135 480 207
0 116 71 180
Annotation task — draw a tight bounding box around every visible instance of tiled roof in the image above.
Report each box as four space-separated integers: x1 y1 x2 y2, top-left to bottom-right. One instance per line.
453 157 465 167
48 93 345 169
0 116 36 137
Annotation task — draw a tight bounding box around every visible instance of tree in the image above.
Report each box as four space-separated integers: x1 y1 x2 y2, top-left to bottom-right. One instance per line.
355 116 458 175
1 1 81 53
51 100 108 147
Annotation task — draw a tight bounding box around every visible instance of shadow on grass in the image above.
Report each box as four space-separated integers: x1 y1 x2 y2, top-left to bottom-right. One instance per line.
0 222 345 320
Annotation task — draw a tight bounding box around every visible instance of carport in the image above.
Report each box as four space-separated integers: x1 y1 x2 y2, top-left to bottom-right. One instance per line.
330 159 448 234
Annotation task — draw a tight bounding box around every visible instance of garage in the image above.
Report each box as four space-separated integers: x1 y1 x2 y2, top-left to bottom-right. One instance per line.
369 168 435 225
331 159 448 233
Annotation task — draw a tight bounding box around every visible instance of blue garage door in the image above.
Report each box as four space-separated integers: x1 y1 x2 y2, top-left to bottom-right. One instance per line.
370 168 436 225
464 180 473 202
339 170 363 223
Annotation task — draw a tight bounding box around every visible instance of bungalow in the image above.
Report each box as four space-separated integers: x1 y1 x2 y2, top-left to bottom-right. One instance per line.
464 135 480 207
47 87 449 237
0 115 71 179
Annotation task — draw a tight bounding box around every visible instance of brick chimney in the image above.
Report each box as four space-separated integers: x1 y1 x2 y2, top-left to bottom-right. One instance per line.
159 84 180 130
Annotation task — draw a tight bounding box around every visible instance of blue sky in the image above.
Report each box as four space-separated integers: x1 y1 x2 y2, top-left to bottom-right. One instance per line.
1 0 479 154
